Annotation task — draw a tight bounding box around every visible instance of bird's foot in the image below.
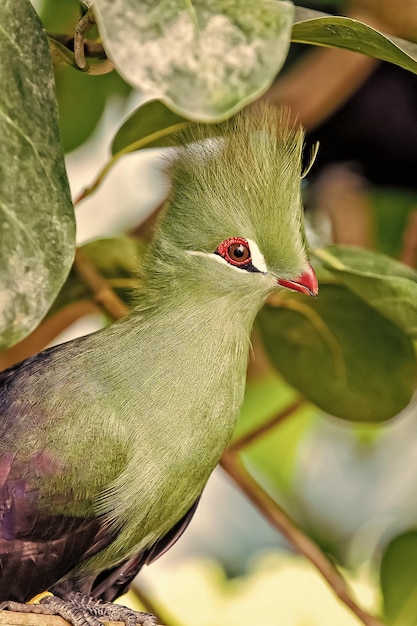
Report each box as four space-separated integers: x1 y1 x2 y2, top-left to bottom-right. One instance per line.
0 592 157 626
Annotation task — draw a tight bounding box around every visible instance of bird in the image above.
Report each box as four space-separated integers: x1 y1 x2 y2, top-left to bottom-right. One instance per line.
0 104 318 626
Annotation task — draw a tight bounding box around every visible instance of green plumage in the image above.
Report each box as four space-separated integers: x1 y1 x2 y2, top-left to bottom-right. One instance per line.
0 104 310 586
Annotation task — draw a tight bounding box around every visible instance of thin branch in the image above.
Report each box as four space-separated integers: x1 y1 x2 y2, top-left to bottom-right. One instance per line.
0 613 71 626
74 8 96 69
0 613 148 626
310 166 375 249
228 398 306 453
220 451 385 626
73 123 186 206
132 587 182 626
74 249 129 321
49 34 107 59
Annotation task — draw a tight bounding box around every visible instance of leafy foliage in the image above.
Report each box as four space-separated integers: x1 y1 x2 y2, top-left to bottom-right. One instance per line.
93 0 295 121
314 246 417 337
111 100 188 156
48 236 145 318
3 0 417 624
258 282 416 422
381 531 417 626
293 7 417 73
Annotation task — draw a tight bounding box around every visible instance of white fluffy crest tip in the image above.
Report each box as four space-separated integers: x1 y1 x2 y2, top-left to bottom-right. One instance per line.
185 137 226 159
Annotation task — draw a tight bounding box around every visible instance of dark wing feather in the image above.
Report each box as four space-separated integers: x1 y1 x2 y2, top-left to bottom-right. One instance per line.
0 349 116 602
0 450 115 602
54 498 200 602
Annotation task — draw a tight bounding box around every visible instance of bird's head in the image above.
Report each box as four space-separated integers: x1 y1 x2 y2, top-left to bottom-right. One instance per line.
145 104 318 305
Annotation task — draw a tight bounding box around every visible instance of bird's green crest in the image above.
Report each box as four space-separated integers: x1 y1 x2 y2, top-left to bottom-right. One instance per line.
153 104 308 281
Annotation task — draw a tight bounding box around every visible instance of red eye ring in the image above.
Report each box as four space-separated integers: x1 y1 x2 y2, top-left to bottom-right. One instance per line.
215 237 252 267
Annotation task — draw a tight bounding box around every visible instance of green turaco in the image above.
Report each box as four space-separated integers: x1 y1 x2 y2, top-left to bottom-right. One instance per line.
0 104 318 626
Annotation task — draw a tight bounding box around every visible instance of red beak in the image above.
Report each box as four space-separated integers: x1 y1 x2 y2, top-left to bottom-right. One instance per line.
277 264 318 297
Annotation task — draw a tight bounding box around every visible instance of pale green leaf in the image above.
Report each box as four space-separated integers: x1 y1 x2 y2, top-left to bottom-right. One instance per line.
258 283 416 422
0 0 75 349
314 246 417 338
93 0 294 121
381 531 417 626
293 7 417 74
111 100 188 156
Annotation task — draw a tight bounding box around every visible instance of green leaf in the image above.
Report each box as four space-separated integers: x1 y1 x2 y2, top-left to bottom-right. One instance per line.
292 7 417 74
314 246 417 338
40 0 80 32
0 0 75 350
381 530 417 626
111 100 188 156
55 65 130 153
93 0 294 121
257 283 416 422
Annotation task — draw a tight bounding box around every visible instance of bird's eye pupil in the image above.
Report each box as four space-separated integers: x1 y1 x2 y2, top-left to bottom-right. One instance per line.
230 244 245 259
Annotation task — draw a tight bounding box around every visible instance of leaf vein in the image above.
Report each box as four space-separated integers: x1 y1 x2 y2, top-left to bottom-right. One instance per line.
0 108 57 193
0 199 43 251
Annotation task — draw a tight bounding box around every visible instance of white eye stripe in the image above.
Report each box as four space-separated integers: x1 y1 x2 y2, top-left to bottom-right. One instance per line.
187 237 268 274
246 238 268 273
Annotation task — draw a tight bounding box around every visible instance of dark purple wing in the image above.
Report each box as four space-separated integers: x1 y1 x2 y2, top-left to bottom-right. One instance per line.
0 348 117 602
0 451 116 602
54 498 200 602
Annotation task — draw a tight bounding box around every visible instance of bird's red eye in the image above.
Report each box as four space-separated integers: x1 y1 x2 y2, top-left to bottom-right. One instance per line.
215 237 252 267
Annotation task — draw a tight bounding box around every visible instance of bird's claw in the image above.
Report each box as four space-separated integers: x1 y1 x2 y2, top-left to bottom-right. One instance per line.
0 593 157 626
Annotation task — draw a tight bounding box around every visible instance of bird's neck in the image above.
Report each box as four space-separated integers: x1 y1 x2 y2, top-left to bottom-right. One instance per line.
111 278 264 442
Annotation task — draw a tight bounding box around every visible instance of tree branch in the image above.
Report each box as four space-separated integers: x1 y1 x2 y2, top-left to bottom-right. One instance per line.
228 398 305 453
74 249 129 321
49 34 107 59
220 451 385 626
0 301 100 371
0 614 153 626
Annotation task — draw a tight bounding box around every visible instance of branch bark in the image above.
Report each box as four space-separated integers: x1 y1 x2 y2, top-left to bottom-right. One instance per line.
220 451 385 626
228 398 305 453
0 302 100 371
0 614 135 626
74 249 129 321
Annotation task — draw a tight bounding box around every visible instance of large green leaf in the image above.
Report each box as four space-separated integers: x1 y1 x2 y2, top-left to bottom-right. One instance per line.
93 0 294 121
314 246 417 338
257 282 416 422
293 7 417 74
0 0 75 350
381 530 417 626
